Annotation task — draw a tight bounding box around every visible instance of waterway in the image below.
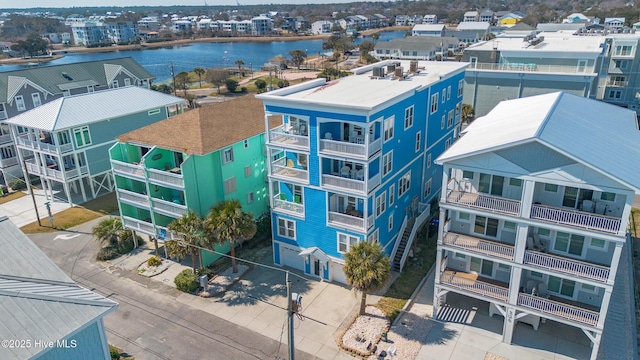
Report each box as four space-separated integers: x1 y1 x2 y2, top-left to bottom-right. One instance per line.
0 31 406 82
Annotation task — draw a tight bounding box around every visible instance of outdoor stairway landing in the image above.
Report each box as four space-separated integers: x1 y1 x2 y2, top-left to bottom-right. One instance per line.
392 217 415 271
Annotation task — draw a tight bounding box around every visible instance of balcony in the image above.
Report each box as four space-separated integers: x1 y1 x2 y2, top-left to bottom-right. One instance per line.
122 216 155 235
440 269 509 302
606 79 628 87
469 62 594 74
147 168 184 189
151 197 187 218
0 133 11 145
443 232 514 261
111 160 145 180
15 136 73 154
322 172 381 194
319 137 382 160
62 165 88 179
524 250 610 283
517 293 599 327
328 211 373 232
117 189 150 209
446 190 521 215
530 204 621 234
272 196 304 217
0 157 18 168
271 158 308 183
269 126 309 149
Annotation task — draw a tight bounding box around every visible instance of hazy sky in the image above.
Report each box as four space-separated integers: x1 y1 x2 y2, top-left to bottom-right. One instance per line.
7 0 377 9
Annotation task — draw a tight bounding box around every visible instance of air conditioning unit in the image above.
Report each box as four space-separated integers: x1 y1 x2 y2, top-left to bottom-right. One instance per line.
409 61 418 73
372 66 385 77
387 64 396 73
394 66 403 77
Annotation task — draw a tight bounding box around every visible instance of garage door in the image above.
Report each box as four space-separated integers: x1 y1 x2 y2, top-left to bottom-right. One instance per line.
330 262 348 285
281 246 305 272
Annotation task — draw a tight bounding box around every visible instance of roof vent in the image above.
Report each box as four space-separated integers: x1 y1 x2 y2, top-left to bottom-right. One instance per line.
61 72 73 81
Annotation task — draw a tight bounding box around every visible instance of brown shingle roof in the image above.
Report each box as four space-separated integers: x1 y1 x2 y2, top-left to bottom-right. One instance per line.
118 95 279 155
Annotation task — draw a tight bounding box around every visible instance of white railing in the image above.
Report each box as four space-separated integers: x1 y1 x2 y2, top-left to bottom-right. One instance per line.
470 62 594 74
328 211 364 230
446 190 521 215
122 216 155 235
46 167 63 181
25 162 44 176
59 143 73 153
443 232 514 260
117 189 150 208
524 250 610 283
151 197 187 217
111 160 145 179
319 137 381 159
400 209 431 272
390 215 408 263
517 293 599 327
272 164 309 182
440 272 509 302
530 204 621 234
147 168 184 188
0 157 18 168
321 172 381 194
269 128 309 148
273 196 305 216
16 137 58 154
0 133 11 144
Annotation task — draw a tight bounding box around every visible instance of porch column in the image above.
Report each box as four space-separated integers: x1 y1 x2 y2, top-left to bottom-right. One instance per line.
440 164 450 203
618 196 634 236
514 223 528 264
79 178 88 203
519 179 535 218
89 175 97 199
507 266 522 305
433 248 444 318
597 287 613 328
63 182 72 207
586 331 602 360
607 242 623 285
502 306 517 344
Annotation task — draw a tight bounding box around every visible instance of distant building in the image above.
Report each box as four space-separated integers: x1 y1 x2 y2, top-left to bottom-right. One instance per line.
311 20 335 34
374 37 461 60
463 11 479 22
251 15 273 35
423 14 438 24
604 18 625 33
412 24 445 37
71 21 138 46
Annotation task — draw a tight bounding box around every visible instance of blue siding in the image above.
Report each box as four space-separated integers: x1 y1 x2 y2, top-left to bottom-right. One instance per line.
273 242 281 264
39 321 107 360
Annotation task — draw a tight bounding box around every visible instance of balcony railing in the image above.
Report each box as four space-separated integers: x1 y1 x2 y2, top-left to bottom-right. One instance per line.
122 216 155 235
321 172 381 194
524 250 610 283
319 137 381 160
15 136 73 154
440 271 509 302
0 157 18 168
147 168 184 188
271 160 309 182
606 79 628 87
111 160 145 180
0 133 11 145
273 196 305 216
446 190 521 215
469 62 594 74
269 127 309 149
530 204 621 234
443 232 514 260
151 197 187 218
328 211 368 231
63 165 88 179
117 189 150 208
517 293 599 327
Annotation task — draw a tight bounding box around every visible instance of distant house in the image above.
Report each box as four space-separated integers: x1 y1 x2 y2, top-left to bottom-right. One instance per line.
0 41 14 52
497 12 524 26
563 13 591 24
311 20 335 34
464 11 479 22
374 36 461 60
412 24 445 37
0 216 118 360
604 18 625 32
479 9 494 23
455 22 490 40
251 15 274 35
423 14 438 24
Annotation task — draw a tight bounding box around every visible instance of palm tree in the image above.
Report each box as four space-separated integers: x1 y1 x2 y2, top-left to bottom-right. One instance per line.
343 241 391 315
193 67 205 88
206 200 256 273
461 103 475 124
167 210 207 273
165 239 190 262
235 59 244 75
93 217 126 248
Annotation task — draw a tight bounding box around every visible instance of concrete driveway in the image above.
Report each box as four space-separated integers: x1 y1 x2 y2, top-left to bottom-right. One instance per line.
0 189 72 227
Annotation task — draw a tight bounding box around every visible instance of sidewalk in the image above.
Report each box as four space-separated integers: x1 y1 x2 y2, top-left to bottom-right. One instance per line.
0 189 71 227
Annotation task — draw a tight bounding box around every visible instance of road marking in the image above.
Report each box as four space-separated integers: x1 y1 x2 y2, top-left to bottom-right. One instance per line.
53 233 81 241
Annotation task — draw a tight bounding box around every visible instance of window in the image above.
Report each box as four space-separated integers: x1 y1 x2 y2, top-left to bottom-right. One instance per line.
614 45 634 56
447 85 451 100
427 153 432 168
247 192 254 203
223 177 237 194
388 214 393 231
462 170 474 179
148 108 161 116
458 212 470 221
431 93 438 113
544 183 558 192
458 79 464 97
15 96 26 111
455 252 466 259
338 232 359 253
1 146 15 159
615 59 630 69
441 89 446 103
415 132 421 152
441 115 445 129
278 218 296 239
445 138 451 149
398 171 411 198
243 139 249 148
608 89 622 99
548 276 575 298
600 192 615 201
497 263 510 271
424 178 432 197
112 80 119 88
581 283 597 294
222 148 234 164
384 117 394 142
382 151 393 176
31 93 41 107
124 78 131 86
554 232 584 256
530 271 543 279
73 126 91 147
474 216 499 237
447 110 454 127
376 191 386 216
608 75 627 86
470 257 494 277
537 228 551 237
244 165 252 178
590 238 606 249
478 173 504 196
509 178 522 186
368 229 379 243
404 106 414 129
389 184 395 206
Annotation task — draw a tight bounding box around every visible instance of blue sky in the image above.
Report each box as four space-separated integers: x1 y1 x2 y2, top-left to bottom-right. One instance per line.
8 0 375 8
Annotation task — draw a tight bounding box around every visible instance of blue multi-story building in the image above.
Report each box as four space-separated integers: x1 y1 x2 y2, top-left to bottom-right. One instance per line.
258 60 468 283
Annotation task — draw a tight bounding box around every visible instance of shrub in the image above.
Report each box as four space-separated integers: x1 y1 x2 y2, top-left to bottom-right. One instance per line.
96 246 119 261
197 267 212 278
277 80 290 88
8 178 26 191
241 86 247 93
175 269 198 292
117 235 136 254
109 345 120 359
147 256 162 267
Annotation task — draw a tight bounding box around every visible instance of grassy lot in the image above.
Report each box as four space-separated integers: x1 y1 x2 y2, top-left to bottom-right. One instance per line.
0 191 26 205
378 222 438 322
20 192 119 234
632 208 640 238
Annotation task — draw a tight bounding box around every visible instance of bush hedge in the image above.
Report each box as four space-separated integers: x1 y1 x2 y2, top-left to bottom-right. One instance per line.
97 246 119 261
175 269 198 293
8 178 26 191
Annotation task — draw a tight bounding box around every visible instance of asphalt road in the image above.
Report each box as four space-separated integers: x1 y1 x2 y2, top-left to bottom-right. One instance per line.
29 218 311 360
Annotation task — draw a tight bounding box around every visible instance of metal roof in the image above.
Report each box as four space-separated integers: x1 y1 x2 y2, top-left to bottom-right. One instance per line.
0 217 117 359
6 86 185 131
0 57 154 103
436 92 640 193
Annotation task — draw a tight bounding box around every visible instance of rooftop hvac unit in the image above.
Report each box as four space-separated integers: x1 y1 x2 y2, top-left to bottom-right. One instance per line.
394 66 403 77
372 66 385 77
387 64 396 73
409 61 418 73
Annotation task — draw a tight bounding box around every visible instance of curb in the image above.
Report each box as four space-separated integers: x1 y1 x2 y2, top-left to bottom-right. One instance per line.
392 262 436 327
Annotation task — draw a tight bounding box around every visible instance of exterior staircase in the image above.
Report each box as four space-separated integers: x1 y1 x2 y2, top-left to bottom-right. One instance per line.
392 216 415 271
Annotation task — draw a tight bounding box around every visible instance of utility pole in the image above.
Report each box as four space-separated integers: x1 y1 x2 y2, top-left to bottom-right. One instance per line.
286 271 295 360
170 62 176 96
23 158 41 226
